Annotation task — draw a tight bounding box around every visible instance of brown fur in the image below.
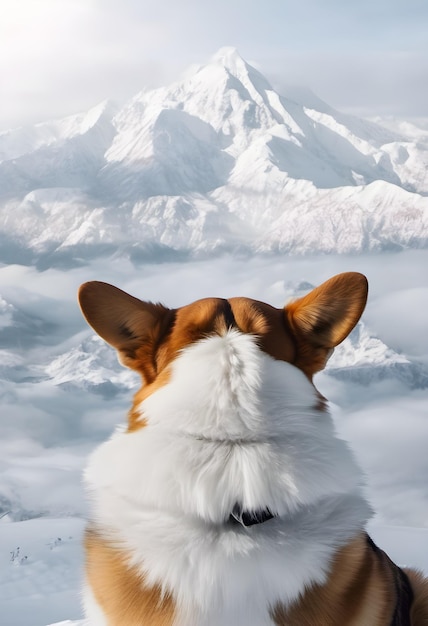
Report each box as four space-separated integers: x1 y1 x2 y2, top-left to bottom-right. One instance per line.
272 534 395 625
78 273 428 624
85 529 176 626
406 570 428 625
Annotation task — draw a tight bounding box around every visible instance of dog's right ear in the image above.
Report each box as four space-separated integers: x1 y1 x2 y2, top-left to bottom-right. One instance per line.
78 281 170 375
284 272 368 375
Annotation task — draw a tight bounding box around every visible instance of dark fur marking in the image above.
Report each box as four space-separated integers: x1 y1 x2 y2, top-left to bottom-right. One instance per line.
119 324 138 340
366 535 414 626
222 299 237 329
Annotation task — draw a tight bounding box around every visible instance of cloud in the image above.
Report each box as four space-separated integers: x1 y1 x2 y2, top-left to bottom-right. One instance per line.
364 287 428 357
0 0 176 128
327 381 428 526
0 0 427 129
267 50 428 118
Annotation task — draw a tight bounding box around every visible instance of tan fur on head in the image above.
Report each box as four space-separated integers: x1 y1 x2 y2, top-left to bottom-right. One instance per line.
79 272 368 385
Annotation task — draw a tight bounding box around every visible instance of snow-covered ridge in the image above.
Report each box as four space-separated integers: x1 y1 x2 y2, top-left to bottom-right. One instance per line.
327 322 428 388
0 100 117 163
0 48 427 264
45 335 138 396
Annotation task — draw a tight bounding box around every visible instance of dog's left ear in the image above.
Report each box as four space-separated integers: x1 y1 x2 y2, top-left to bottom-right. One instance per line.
285 272 368 370
78 281 171 376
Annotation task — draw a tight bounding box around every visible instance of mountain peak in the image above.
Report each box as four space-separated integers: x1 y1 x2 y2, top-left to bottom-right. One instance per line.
209 46 272 92
212 46 245 67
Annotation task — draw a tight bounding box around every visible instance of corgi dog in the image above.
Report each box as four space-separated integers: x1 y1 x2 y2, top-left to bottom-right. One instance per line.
78 272 428 626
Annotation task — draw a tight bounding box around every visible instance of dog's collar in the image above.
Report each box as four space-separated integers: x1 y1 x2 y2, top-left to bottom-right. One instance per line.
229 504 276 527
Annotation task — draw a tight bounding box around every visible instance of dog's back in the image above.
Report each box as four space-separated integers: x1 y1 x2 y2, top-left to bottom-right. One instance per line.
78 273 428 625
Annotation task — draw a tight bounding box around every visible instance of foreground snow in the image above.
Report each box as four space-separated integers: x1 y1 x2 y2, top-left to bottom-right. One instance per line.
0 517 84 626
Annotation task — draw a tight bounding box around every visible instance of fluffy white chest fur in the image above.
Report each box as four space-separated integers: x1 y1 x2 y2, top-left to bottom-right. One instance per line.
84 331 371 625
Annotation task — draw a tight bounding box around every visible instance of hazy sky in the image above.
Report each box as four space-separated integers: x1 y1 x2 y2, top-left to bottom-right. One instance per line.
1 0 427 130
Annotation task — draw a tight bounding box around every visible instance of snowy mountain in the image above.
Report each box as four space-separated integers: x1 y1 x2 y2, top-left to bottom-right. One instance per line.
1 47 427 265
327 322 428 388
45 334 138 396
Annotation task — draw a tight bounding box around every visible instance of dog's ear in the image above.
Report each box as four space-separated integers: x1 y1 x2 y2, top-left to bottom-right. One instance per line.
285 272 368 373
78 281 170 374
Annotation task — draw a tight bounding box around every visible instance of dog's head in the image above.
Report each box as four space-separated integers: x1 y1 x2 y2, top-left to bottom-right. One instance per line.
78 272 367 431
79 272 369 523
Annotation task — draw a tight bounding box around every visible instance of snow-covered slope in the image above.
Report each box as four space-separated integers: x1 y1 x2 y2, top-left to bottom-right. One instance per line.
1 48 427 264
327 322 428 388
45 334 138 396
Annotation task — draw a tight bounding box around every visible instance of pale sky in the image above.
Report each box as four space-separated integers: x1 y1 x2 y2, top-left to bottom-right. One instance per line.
1 0 427 131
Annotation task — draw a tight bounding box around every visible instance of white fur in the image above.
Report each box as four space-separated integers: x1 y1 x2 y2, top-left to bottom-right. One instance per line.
82 584 108 626
85 330 372 625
